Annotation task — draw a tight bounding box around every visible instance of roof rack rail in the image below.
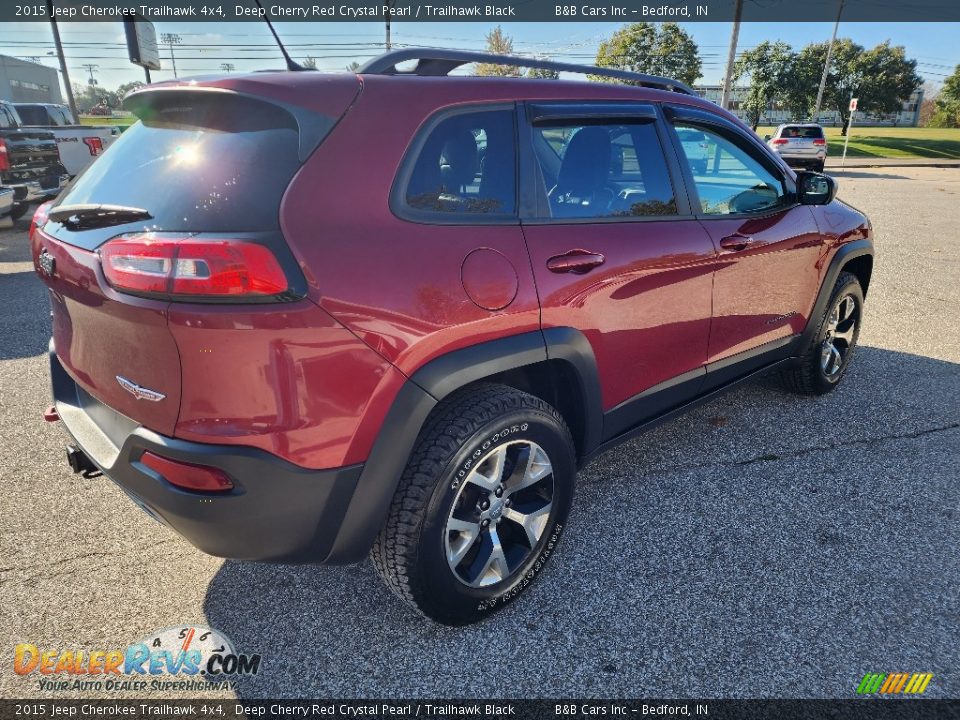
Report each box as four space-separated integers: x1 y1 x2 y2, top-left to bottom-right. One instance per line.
358 48 697 96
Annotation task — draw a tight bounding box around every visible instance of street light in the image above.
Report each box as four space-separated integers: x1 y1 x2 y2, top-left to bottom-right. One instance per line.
161 32 182 78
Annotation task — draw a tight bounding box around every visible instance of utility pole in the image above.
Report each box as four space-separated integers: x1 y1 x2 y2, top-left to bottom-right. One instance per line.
385 1 392 50
46 0 79 121
719 0 743 110
220 63 235 73
82 63 99 85
813 0 844 120
161 33 181 78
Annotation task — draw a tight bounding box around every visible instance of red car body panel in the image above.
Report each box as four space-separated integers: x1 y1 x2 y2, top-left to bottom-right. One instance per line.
699 206 825 362
523 220 716 410
168 301 403 468
33 229 182 436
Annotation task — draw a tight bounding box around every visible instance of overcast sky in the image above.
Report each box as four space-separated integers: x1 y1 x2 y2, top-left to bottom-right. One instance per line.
2 21 955 92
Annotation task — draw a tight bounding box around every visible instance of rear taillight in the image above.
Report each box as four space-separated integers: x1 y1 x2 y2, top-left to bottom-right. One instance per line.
0 138 9 172
813 138 827 146
141 451 234 493
30 201 53 243
772 138 789 145
99 233 288 300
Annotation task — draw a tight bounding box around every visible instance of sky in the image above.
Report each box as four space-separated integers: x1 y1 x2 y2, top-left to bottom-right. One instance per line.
2 20 956 94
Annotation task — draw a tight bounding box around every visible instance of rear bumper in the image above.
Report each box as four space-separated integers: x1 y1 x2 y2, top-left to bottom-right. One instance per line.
50 342 364 563
776 152 826 167
10 175 69 204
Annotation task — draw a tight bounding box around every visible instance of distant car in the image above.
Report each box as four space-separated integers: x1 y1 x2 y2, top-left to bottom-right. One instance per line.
12 102 118 177
0 101 68 221
676 127 710 174
766 123 827 172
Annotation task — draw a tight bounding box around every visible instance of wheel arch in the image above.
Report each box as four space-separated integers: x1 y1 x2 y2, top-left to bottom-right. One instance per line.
841 253 873 298
800 239 874 349
323 327 602 564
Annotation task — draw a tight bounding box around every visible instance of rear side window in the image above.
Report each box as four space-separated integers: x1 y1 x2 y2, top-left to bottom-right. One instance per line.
780 126 824 139
57 92 302 232
401 108 516 217
531 121 676 219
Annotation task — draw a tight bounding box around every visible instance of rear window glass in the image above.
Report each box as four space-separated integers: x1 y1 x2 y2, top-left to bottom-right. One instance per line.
780 126 824 139
15 105 47 125
402 108 516 217
57 93 301 232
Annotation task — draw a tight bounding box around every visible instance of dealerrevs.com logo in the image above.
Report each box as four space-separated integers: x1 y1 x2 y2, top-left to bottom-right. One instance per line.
14 625 261 692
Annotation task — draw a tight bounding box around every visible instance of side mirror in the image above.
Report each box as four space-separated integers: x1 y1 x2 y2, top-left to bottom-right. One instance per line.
797 171 837 205
763 134 771 141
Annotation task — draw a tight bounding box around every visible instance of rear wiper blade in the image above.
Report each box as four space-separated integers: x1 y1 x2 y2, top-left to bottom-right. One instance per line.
48 204 152 230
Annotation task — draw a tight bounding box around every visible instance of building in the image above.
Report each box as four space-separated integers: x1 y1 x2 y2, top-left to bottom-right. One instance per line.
694 84 923 127
0 55 63 104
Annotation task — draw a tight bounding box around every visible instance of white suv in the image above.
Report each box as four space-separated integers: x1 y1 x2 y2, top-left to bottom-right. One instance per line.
766 123 827 172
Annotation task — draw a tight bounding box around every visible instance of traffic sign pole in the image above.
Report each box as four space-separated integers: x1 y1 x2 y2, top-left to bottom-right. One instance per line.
842 96 858 168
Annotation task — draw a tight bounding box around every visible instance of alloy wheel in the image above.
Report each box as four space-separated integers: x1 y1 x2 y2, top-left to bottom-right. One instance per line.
444 440 554 588
821 294 859 377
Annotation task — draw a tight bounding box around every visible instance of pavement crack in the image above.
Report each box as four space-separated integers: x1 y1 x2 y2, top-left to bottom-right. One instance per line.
735 422 960 467
0 550 114 576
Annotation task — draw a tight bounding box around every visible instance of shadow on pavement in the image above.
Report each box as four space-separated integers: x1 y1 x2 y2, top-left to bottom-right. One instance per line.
828 170 912 180
202 346 959 698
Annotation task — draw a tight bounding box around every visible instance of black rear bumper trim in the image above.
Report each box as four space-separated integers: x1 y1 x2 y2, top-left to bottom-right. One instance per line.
50 341 363 563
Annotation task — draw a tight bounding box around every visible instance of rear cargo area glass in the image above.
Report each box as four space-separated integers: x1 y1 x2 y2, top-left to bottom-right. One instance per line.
57 93 302 232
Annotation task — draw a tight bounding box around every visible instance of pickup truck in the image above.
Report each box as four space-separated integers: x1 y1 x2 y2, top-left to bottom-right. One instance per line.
0 102 68 221
12 102 118 177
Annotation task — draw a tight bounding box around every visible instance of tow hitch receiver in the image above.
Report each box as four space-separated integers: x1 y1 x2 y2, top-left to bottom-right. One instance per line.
66 445 97 475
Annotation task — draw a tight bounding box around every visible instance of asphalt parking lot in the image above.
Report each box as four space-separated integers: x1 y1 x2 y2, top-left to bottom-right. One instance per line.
1 166 957 700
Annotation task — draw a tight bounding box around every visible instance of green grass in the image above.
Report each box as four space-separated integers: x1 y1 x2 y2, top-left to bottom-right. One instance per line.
755 126 960 159
79 115 137 130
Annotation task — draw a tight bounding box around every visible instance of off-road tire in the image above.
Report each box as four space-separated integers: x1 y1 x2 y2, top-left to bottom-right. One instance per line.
9 203 29 222
371 383 576 625
781 271 863 395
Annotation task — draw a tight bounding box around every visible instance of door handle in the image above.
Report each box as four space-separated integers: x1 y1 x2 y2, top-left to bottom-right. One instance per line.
546 249 606 274
719 234 759 252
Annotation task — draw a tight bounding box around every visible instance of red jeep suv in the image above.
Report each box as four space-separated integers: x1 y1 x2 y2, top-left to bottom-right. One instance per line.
32 50 873 625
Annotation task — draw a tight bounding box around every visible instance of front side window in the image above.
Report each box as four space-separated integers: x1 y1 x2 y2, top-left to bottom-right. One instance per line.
674 122 786 215
403 108 516 216
532 121 677 219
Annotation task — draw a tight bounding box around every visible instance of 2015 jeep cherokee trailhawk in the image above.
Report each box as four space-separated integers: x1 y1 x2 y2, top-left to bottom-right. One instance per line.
33 49 874 625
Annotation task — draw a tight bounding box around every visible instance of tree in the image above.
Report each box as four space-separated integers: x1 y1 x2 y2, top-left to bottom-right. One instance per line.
475 26 520 77
72 83 116 113
929 65 960 127
302 56 318 70
345 61 361 72
594 22 701 87
791 39 921 134
116 81 144 100
733 41 795 130
527 62 559 80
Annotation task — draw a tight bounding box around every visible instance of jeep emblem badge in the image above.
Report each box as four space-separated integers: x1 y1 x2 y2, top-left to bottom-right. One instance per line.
116 375 166 402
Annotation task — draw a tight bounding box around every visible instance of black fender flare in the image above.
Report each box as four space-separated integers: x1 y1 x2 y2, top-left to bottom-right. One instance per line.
324 327 601 563
799 239 874 350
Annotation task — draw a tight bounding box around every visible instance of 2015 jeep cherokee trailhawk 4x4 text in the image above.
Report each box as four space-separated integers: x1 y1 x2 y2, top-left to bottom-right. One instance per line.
32 49 874 625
